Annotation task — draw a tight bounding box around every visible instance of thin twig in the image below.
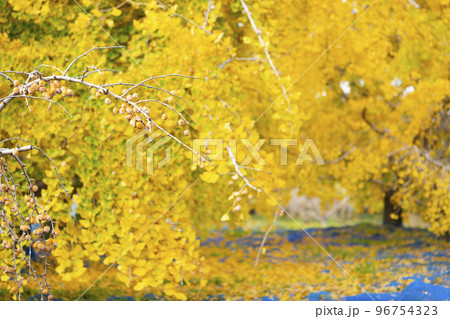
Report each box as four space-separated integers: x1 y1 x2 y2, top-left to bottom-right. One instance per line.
202 0 214 28
0 95 72 118
0 72 14 84
120 74 197 97
255 207 280 267
35 64 64 74
63 46 124 76
0 137 31 145
136 99 190 124
226 145 261 192
157 0 213 35
240 0 290 106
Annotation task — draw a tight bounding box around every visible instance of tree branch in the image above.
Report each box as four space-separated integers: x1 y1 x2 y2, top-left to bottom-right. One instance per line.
240 0 290 106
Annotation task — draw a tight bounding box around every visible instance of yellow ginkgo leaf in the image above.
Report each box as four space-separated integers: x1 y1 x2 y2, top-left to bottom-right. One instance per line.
110 7 122 16
91 8 102 18
133 282 146 292
200 171 219 183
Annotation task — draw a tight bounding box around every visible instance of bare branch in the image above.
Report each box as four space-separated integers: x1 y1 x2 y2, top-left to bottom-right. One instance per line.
255 207 280 267
362 108 390 137
226 145 261 192
0 145 33 155
0 95 72 118
202 0 214 28
136 99 190 124
149 118 212 165
32 146 69 196
362 108 448 171
2 74 209 163
99 0 128 12
102 82 193 107
0 70 30 76
0 72 14 84
0 51 209 164
0 145 68 195
63 46 124 76
240 0 290 106
157 0 213 35
35 64 64 74
120 74 197 98
78 67 120 81
218 55 259 70
0 137 30 145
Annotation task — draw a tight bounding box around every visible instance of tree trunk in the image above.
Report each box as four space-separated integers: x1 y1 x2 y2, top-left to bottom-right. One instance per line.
383 189 403 227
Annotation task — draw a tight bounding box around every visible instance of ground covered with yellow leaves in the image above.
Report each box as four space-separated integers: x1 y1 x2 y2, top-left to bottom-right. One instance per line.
5 224 447 301
192 225 450 301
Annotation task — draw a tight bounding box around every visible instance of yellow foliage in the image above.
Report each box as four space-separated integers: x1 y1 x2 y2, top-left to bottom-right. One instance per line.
0 0 448 300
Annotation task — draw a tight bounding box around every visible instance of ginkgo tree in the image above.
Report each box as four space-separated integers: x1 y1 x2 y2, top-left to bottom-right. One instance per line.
0 0 448 301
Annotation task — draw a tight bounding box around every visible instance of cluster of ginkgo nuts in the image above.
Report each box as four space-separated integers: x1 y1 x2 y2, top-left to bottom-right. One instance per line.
96 88 191 136
1 262 53 298
0 182 18 213
1 208 57 296
230 187 253 213
1 179 56 299
13 77 73 99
